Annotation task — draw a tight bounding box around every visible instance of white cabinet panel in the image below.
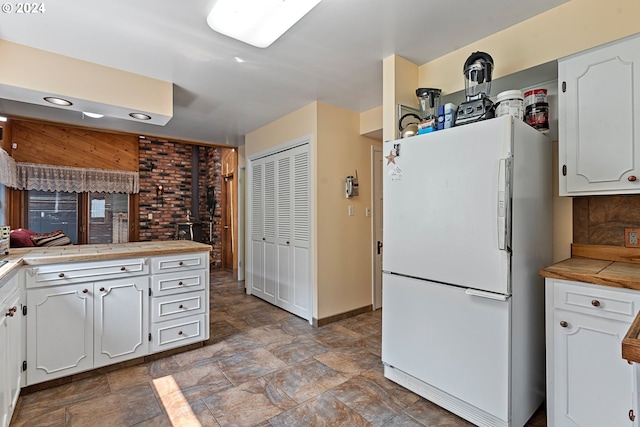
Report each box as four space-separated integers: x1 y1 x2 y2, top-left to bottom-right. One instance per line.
546 279 640 426
27 283 94 384
94 277 148 368
559 33 640 195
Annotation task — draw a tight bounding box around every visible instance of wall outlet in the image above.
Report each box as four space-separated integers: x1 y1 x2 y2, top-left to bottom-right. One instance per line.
625 228 640 247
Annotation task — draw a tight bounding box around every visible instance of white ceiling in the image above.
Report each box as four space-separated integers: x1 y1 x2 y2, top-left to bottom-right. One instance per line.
0 0 568 146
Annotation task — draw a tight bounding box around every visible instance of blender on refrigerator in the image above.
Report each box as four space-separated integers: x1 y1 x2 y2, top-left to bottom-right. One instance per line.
455 51 495 126
415 88 441 134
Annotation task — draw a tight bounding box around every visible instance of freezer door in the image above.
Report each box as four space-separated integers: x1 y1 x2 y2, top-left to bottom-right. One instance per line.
383 116 515 294
382 273 510 422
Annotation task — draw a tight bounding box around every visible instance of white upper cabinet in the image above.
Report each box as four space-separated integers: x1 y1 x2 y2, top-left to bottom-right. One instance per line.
559 33 640 196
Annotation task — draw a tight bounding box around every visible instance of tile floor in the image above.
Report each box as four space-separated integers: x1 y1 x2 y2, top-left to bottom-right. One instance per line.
11 269 547 426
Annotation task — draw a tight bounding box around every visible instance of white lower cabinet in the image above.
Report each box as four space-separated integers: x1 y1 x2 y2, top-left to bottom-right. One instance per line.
546 279 640 426
150 253 209 352
26 275 149 385
0 271 22 427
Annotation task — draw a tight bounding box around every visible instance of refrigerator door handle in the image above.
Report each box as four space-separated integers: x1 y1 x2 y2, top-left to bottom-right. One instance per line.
465 288 509 301
497 157 512 252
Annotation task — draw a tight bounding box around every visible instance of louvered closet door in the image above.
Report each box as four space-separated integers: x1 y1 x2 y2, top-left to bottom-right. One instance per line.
249 143 311 321
290 146 311 319
262 158 277 302
250 161 265 297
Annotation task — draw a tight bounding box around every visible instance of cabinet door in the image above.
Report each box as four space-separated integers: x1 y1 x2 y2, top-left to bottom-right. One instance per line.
27 283 93 385
94 277 148 368
0 307 8 427
552 308 635 426
5 291 21 423
559 34 640 195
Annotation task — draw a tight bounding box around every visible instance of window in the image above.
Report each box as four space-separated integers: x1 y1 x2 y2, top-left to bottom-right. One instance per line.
27 190 79 243
27 191 129 244
88 192 129 244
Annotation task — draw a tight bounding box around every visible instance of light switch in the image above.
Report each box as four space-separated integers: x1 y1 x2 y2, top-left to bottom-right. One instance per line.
348 206 354 216
365 208 371 217
147 213 153 220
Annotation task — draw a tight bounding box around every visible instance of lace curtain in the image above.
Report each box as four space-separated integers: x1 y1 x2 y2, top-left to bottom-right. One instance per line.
0 148 17 187
14 162 139 194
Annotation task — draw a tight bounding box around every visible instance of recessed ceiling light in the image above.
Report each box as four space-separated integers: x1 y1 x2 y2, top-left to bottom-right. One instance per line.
82 112 104 119
0 116 7 122
44 96 73 106
207 0 322 48
129 113 152 120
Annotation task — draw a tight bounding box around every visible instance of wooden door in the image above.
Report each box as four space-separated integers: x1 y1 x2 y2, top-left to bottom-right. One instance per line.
222 174 235 271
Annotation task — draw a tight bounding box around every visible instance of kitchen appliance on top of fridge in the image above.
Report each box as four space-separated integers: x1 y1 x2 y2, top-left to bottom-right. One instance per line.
455 51 495 126
381 115 551 427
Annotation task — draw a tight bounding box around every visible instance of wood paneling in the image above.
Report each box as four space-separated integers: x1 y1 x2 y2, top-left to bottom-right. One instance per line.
10 120 138 171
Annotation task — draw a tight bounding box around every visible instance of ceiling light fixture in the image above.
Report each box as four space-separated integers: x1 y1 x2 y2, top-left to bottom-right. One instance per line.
44 96 73 106
129 112 152 121
82 112 104 119
206 0 322 48
0 116 7 122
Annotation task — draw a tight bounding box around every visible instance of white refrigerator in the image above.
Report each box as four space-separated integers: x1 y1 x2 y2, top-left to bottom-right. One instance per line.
381 116 551 427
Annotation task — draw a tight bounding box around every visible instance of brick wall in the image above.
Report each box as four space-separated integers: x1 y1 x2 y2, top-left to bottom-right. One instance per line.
138 138 222 267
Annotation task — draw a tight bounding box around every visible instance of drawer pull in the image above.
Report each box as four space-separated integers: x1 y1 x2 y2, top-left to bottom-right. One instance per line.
82 289 89 294
178 331 183 335
560 321 568 328
58 273 65 278
629 176 637 182
100 287 105 292
179 304 184 309
178 261 184 266
630 409 636 421
591 299 601 307
120 266 126 271
178 281 183 286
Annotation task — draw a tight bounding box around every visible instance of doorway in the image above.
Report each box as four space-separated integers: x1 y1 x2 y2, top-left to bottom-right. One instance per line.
372 146 383 310
222 173 235 272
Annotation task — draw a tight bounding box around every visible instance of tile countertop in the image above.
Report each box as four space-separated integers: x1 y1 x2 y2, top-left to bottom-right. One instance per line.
539 244 640 363
0 240 212 281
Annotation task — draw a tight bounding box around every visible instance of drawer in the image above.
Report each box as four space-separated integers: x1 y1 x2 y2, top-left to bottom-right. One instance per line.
151 290 206 322
151 269 206 296
150 252 208 274
552 279 640 322
25 258 148 288
150 314 208 352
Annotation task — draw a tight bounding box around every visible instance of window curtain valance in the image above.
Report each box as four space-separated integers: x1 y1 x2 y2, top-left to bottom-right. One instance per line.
0 148 17 187
14 161 139 194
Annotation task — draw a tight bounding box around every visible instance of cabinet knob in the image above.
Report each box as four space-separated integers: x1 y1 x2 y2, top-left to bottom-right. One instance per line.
560 321 568 328
178 281 183 286
630 409 636 421
82 289 89 294
179 304 184 309
591 299 601 307
58 272 65 278
100 287 105 292
178 331 183 335
629 176 638 182
120 266 126 271
178 261 184 266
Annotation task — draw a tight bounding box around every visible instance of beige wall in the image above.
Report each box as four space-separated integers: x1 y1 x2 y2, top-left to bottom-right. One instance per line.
418 0 640 95
316 102 380 319
382 55 419 142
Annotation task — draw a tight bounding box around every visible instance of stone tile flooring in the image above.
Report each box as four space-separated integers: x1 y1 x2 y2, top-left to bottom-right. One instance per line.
12 269 547 426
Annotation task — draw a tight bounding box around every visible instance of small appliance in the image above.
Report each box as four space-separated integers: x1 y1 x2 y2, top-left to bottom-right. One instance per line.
455 51 495 126
415 88 441 134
